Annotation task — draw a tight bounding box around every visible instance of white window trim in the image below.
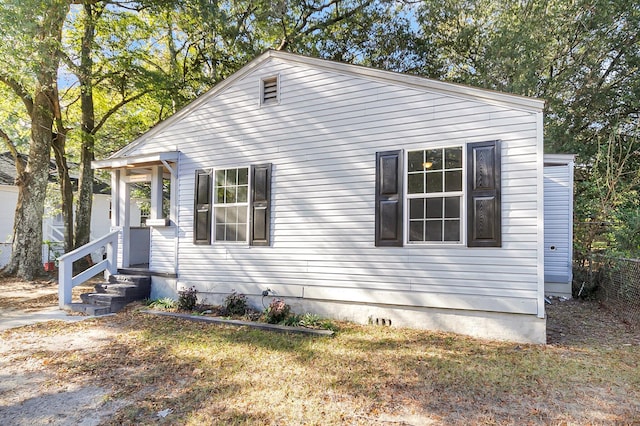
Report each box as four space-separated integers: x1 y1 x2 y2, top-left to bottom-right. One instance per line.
212 165 250 244
260 74 280 106
404 144 467 245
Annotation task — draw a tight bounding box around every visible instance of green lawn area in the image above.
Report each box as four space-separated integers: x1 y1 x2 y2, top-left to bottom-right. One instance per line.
16 304 637 425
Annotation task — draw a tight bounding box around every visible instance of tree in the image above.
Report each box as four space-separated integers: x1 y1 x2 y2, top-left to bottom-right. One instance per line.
0 0 71 280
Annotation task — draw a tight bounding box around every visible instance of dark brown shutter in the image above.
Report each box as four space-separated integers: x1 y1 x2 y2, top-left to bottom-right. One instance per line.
375 150 403 247
250 163 272 246
467 140 501 247
193 169 212 245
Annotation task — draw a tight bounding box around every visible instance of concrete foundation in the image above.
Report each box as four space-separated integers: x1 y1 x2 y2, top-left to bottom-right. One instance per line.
196 291 547 344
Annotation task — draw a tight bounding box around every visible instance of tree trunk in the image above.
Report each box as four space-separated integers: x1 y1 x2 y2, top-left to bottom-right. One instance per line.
74 2 97 250
1 0 69 280
52 133 74 253
4 88 55 280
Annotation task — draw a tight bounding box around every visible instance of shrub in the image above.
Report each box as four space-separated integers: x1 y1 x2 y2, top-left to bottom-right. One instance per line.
224 290 248 316
148 297 177 310
178 286 198 311
264 298 290 324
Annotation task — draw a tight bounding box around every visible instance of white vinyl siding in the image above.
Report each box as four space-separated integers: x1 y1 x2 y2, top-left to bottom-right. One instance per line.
123 57 542 316
544 162 574 295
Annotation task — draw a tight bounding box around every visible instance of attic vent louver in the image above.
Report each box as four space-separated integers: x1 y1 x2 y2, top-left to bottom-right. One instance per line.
261 76 279 105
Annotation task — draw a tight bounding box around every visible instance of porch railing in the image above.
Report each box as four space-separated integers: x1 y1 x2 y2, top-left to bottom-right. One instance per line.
58 230 119 308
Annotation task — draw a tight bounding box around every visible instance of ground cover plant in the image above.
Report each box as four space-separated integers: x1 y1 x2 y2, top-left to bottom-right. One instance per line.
0 277 639 425
146 290 337 331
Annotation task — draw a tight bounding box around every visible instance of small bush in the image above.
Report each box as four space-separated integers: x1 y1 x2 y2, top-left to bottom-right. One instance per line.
224 290 248 316
264 298 291 324
148 297 177 310
178 286 198 311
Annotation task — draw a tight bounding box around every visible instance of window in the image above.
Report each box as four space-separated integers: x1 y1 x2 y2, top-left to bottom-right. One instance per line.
214 167 249 242
407 147 463 243
261 76 279 105
375 141 501 248
193 164 272 246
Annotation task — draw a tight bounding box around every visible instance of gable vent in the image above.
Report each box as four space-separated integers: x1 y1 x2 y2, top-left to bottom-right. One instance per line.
262 76 279 105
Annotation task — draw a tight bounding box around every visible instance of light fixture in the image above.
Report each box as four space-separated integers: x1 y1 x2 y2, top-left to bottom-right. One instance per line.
422 161 433 169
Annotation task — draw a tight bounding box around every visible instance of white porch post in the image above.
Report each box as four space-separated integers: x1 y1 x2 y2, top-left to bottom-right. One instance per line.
111 170 120 227
118 171 131 268
150 165 164 220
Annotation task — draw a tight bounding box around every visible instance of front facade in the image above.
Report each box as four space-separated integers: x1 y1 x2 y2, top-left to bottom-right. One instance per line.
95 51 548 343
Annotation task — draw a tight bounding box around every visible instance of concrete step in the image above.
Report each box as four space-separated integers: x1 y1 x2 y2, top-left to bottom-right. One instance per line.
66 303 111 316
80 293 127 313
94 283 142 300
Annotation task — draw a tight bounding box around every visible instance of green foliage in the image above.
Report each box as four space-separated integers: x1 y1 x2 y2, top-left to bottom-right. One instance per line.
178 286 198 311
223 290 249 316
148 297 177 310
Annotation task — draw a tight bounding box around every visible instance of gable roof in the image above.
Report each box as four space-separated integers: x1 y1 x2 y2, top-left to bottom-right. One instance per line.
110 50 546 159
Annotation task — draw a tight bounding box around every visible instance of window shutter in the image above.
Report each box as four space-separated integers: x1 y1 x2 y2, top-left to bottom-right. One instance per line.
250 163 272 246
193 169 212 245
467 140 501 247
375 150 403 247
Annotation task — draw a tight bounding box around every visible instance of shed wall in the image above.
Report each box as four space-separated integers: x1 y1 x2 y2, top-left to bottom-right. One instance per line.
544 164 574 297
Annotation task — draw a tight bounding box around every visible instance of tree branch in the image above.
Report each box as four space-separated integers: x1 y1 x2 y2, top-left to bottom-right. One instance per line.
0 127 26 181
93 89 151 134
0 74 34 117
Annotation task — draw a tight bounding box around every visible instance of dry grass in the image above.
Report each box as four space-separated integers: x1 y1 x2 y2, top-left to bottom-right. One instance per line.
1 278 639 425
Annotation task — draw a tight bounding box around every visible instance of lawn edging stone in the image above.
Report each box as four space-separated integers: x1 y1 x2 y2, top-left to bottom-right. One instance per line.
142 310 335 336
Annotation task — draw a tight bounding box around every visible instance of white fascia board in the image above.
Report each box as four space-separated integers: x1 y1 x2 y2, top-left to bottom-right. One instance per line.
92 151 180 170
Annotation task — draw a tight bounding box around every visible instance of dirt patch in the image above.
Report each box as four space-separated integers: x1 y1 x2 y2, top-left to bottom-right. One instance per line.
546 296 640 347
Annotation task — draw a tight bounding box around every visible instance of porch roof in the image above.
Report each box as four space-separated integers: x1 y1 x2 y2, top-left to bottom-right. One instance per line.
92 151 179 170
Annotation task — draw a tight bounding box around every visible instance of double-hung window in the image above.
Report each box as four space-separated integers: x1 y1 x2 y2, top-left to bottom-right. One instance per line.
214 167 249 242
194 163 272 246
375 140 501 248
407 147 463 243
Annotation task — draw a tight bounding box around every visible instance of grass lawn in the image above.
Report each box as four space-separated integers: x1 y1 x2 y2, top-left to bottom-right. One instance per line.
1 278 638 425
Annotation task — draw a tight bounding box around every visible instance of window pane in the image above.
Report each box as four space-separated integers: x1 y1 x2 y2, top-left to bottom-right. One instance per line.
226 168 237 186
409 221 424 241
237 186 248 203
216 187 225 203
238 168 248 185
444 197 460 218
426 172 442 193
445 147 462 169
215 207 226 224
409 198 424 219
237 223 247 242
226 206 238 224
426 197 443 219
408 173 424 194
215 224 226 241
426 221 442 241
226 224 237 241
237 206 248 223
408 151 424 172
444 220 460 241
426 149 442 170
215 170 225 186
444 170 462 192
226 187 236 204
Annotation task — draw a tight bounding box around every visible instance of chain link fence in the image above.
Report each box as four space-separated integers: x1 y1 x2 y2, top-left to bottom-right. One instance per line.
574 255 640 327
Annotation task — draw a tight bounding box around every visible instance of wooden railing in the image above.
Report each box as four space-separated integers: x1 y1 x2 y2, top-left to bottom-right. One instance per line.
58 230 119 308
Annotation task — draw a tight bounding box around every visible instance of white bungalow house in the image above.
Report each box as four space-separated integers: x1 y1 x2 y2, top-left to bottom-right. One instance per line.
89 50 575 343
